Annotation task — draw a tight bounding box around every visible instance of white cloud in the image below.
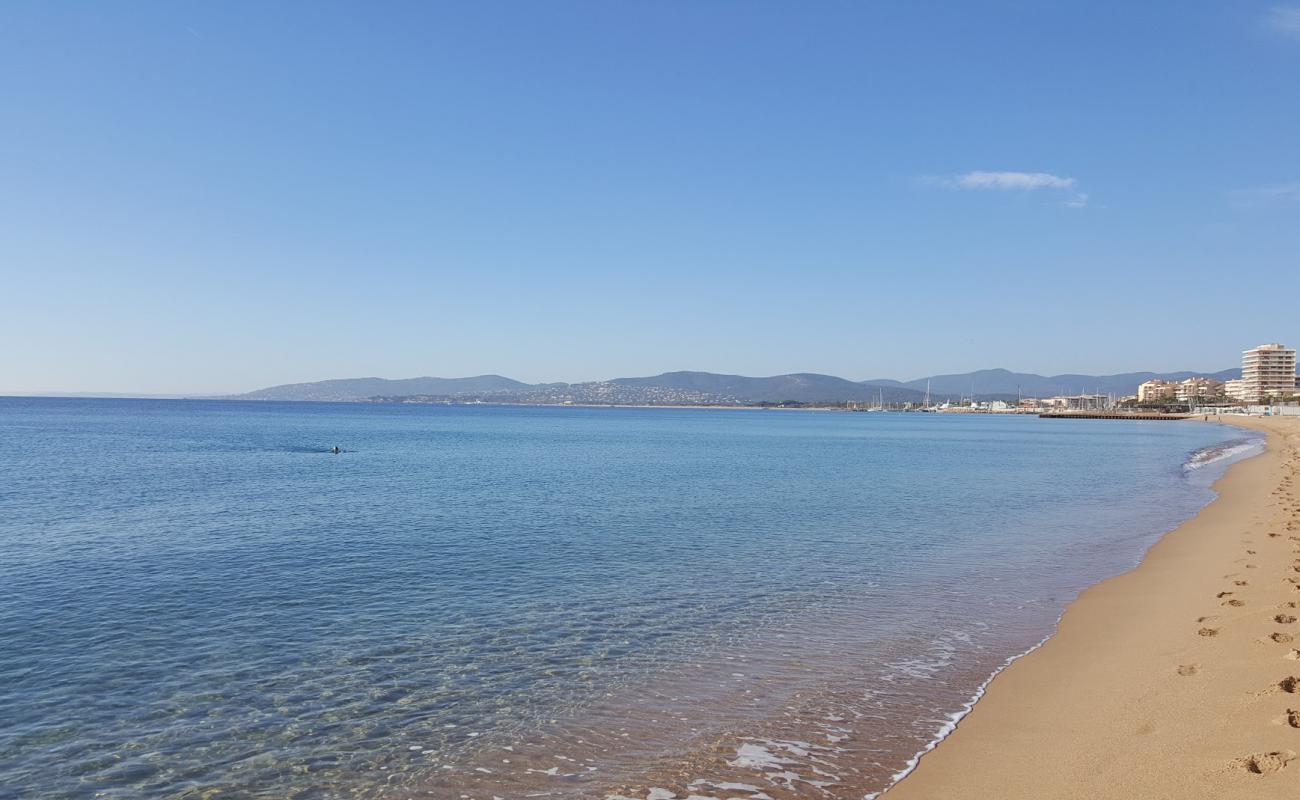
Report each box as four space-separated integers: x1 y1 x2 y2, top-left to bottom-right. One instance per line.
947 171 1076 191
1268 6 1300 36
933 170 1088 207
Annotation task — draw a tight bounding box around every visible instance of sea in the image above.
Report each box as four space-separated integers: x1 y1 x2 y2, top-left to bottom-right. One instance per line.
0 398 1263 800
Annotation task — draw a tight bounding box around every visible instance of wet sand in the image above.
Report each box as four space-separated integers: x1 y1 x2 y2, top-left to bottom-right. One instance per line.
886 415 1300 798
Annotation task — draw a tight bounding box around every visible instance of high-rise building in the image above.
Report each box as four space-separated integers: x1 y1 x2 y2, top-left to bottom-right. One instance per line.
1224 379 1248 402
1241 343 1297 401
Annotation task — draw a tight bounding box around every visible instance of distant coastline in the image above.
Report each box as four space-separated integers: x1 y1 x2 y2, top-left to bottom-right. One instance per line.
209 367 1241 406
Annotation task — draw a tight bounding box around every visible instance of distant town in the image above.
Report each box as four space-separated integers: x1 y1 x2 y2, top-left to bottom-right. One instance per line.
1133 343 1297 406
926 343 1299 415
357 343 1299 416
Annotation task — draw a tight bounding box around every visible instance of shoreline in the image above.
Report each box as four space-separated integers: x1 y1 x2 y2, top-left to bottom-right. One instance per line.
870 419 1265 796
865 629 1060 799
884 414 1300 798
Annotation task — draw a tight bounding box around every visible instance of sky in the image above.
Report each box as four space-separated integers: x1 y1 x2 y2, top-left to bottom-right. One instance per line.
2 1 1298 394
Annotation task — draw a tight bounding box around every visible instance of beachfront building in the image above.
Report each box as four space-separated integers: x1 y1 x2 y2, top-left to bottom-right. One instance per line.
1224 379 1248 402
1176 377 1225 402
1241 343 1297 401
1137 380 1179 403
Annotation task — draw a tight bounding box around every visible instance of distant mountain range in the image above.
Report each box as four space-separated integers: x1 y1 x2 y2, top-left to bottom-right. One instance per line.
226 367 1242 405
603 372 919 403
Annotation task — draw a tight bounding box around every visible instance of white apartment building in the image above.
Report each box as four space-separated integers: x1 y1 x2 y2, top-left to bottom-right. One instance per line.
1224 379 1248 402
1241 343 1297 401
1176 377 1225 402
1137 380 1179 403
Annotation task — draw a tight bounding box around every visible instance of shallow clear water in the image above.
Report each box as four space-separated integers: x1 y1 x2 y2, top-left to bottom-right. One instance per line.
0 399 1257 799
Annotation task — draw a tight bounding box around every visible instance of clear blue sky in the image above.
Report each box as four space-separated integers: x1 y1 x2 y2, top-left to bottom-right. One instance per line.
3 1 1298 394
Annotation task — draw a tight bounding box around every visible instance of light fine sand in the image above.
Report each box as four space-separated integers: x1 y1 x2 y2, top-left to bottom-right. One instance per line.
887 415 1300 799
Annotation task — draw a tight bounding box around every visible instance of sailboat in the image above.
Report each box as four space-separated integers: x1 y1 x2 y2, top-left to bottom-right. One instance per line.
868 387 885 411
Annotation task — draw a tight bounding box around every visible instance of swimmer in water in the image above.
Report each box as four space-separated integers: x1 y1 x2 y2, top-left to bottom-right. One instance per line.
331 445 340 454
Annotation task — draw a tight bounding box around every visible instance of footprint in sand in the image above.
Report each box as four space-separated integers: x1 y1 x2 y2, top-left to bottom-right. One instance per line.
1285 649 1300 660
1291 710 1300 729
1280 677 1300 693
1236 750 1296 775
1219 591 1235 598
1236 580 1250 586
1177 664 1199 676
1199 628 1220 637
1277 615 1298 624
1272 633 1295 643
1226 599 1246 607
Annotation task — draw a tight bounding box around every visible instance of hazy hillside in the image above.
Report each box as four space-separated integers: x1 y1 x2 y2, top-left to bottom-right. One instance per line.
232 375 530 402
609 372 924 403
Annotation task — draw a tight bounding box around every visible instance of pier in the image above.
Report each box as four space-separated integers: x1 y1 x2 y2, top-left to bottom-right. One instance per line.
1038 412 1189 421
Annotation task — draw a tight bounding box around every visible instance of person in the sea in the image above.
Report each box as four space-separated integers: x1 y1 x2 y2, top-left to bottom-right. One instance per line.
331 445 340 454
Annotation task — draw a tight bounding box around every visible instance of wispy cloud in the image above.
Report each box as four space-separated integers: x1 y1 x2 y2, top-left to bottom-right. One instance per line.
930 170 1088 207
1230 181 1300 206
1268 5 1300 37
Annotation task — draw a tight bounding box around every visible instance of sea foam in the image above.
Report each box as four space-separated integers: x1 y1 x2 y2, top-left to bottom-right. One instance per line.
1184 437 1265 471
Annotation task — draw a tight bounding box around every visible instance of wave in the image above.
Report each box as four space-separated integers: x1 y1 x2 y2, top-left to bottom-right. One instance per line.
866 628 1058 799
1183 437 1265 471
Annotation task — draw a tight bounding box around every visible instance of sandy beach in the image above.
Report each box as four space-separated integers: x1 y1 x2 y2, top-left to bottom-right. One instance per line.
886 414 1300 799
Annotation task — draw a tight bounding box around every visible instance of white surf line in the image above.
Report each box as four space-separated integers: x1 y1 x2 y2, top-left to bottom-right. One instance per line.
1184 438 1265 471
866 624 1059 799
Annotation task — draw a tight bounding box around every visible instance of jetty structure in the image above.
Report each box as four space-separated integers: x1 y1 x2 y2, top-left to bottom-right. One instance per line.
1039 411 1188 420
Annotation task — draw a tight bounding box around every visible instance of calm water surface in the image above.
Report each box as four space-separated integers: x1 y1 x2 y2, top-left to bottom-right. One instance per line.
0 399 1258 799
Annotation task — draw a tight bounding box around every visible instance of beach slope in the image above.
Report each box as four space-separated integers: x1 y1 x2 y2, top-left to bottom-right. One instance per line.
887 415 1300 799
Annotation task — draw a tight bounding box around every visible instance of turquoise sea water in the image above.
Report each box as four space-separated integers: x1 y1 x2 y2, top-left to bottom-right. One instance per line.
0 399 1259 799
